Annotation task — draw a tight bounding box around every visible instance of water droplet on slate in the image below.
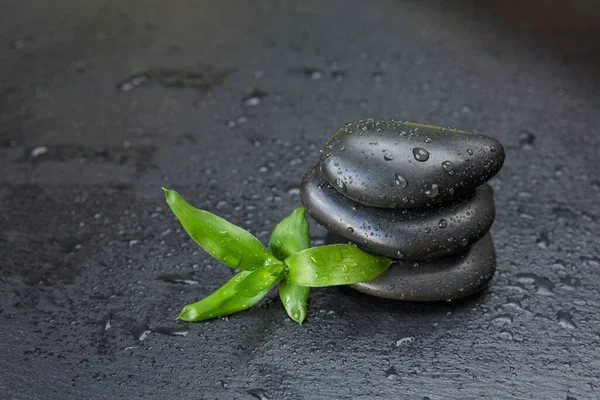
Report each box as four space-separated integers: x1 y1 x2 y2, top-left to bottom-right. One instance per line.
519 130 536 149
442 161 454 172
412 147 430 162
243 87 267 106
347 227 354 233
556 311 577 329
153 326 190 337
396 250 404 258
131 324 152 341
384 153 394 161
388 284 396 290
424 137 432 143
158 273 199 285
100 314 112 331
247 388 270 400
396 336 415 347
287 187 300 196
425 184 440 198
30 146 48 157
11 39 26 49
117 72 149 91
438 219 448 229
394 173 408 188
515 273 554 295
385 366 398 379
467 149 474 155
335 178 347 193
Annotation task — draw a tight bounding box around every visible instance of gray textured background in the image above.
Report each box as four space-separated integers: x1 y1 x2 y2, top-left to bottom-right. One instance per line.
1 1 599 399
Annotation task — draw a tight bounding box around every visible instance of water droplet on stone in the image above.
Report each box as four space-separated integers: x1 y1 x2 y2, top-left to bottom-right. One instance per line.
425 183 439 198
384 153 394 161
442 161 454 172
467 149 474 155
412 147 430 162
424 137 432 143
394 173 408 188
335 178 347 193
438 219 448 229
347 227 354 233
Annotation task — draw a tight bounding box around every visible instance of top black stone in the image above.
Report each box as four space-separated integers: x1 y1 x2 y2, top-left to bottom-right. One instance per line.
320 120 505 208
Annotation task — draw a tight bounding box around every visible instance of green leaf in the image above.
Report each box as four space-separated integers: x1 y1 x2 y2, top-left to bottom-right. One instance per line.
177 270 277 322
164 189 278 271
279 281 310 325
269 207 311 261
285 244 393 287
235 262 286 298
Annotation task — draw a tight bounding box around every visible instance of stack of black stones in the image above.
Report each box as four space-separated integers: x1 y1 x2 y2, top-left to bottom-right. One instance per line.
300 120 505 301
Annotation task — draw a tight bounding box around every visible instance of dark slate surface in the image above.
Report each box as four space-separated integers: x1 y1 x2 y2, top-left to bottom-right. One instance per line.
1 1 599 399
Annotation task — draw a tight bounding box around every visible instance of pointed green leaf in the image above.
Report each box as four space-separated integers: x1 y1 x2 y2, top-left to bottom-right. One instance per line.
279 281 310 325
269 207 310 261
164 189 278 271
285 244 393 287
235 261 286 298
177 270 277 322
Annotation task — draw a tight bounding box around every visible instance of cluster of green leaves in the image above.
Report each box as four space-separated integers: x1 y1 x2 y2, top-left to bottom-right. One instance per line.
163 189 393 325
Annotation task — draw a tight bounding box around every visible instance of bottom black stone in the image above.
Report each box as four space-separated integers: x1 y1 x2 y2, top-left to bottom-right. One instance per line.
325 232 496 301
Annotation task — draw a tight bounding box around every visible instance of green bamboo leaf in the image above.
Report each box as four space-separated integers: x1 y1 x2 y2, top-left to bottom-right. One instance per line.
285 244 393 287
235 262 286 298
164 189 278 271
269 207 310 260
279 280 310 325
177 270 277 322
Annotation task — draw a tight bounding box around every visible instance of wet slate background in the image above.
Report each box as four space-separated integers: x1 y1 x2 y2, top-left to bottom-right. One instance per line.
1 1 600 399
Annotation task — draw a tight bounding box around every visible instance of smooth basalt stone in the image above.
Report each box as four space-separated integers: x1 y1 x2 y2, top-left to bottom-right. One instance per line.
325 232 496 301
320 119 505 208
301 163 495 260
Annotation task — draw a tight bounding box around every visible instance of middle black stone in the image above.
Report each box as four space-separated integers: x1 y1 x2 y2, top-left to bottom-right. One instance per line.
300 162 495 260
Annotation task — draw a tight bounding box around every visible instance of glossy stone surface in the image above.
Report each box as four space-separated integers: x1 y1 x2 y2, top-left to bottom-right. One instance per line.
301 163 495 259
325 232 496 301
320 120 505 208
